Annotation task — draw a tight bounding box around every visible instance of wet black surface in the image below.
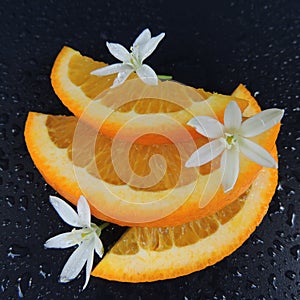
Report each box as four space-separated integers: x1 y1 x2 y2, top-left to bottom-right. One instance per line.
0 0 299 299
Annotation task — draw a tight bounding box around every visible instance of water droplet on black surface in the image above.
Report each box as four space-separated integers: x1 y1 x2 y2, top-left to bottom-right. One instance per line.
15 221 22 229
25 172 34 184
247 280 258 289
286 204 296 227
275 230 285 238
17 273 32 298
11 93 20 103
2 219 11 226
11 124 21 137
267 247 276 257
290 245 300 261
273 239 284 252
285 270 296 280
19 195 28 211
7 244 30 259
0 276 9 293
268 274 277 290
252 234 264 245
39 263 51 279
5 195 15 207
14 163 24 172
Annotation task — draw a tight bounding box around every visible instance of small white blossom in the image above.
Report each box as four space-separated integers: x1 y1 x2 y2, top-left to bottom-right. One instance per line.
91 28 165 88
44 195 106 290
186 101 284 192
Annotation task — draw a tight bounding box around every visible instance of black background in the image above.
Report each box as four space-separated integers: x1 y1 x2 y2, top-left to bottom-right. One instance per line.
0 0 299 299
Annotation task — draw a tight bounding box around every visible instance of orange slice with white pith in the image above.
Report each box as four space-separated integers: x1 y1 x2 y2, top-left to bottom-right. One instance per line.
51 46 249 144
92 163 278 282
24 85 280 227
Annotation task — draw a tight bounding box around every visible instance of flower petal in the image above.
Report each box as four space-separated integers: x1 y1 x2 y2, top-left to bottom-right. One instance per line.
133 28 151 47
239 108 284 137
106 42 131 62
187 116 224 138
239 137 278 168
136 64 158 85
185 138 225 167
93 232 104 258
49 196 82 227
83 250 94 290
224 101 242 131
220 148 240 193
44 230 85 249
59 238 94 284
77 196 91 227
111 67 133 88
90 63 124 76
139 32 165 61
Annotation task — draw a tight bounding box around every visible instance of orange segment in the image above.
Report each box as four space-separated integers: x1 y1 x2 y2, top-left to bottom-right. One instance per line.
92 164 278 282
51 46 249 144
24 85 280 227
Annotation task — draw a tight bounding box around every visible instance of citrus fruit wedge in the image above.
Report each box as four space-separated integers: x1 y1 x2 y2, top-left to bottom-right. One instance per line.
24 86 281 227
51 46 249 144
92 163 278 282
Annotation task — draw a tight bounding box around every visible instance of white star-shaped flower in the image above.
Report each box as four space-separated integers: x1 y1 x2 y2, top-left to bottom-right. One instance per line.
91 28 165 88
186 101 284 192
44 195 106 290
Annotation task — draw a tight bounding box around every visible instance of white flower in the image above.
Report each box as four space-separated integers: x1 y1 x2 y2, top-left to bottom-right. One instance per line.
185 101 284 192
44 195 106 290
91 28 165 88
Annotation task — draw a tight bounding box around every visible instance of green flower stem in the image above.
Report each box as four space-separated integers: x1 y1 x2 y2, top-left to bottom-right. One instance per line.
99 222 110 231
157 74 173 80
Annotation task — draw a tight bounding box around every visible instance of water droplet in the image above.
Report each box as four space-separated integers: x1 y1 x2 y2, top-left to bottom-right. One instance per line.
252 234 264 245
267 247 276 257
5 196 15 207
270 259 277 267
25 172 34 184
290 245 300 261
18 196 28 211
15 222 22 229
268 273 277 290
258 264 266 271
16 273 32 298
7 244 30 259
285 270 296 280
248 280 258 289
0 276 9 292
286 204 296 227
11 124 21 137
273 239 284 252
275 230 285 238
39 263 51 279
14 164 24 172
11 94 20 104
233 269 242 277
2 219 11 227
257 251 264 258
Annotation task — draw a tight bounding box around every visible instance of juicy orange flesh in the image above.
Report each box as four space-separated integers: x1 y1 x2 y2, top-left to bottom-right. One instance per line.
46 115 215 191
69 54 115 99
112 192 247 255
116 98 184 113
68 54 209 113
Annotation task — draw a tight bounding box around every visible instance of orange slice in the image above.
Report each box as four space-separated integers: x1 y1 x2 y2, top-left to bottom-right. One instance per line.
24 86 280 227
92 164 278 282
51 46 249 144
